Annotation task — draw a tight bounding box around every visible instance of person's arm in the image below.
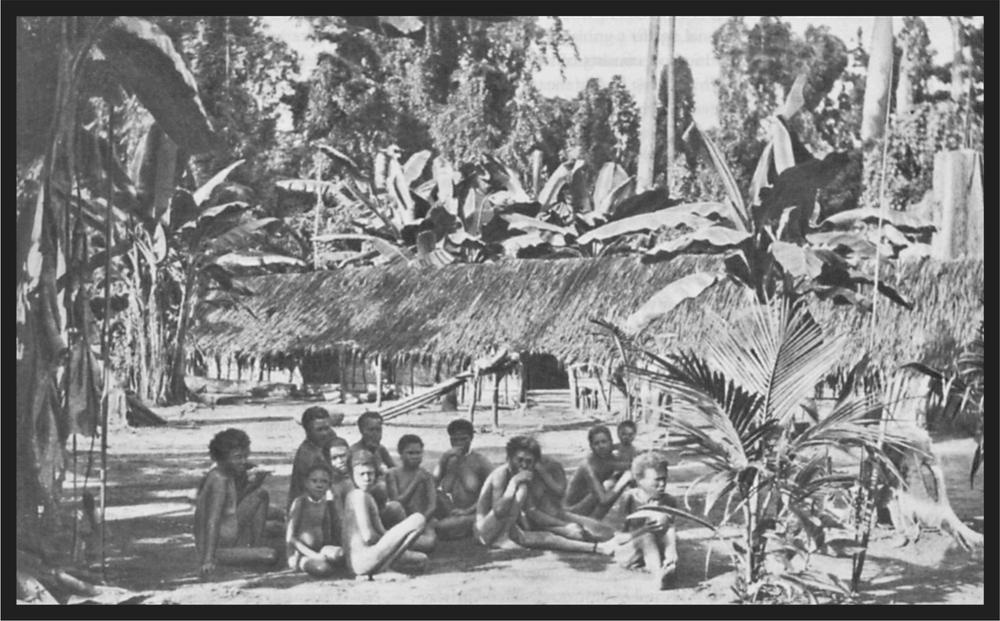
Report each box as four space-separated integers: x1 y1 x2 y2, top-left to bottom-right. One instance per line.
489 468 532 520
390 469 423 507
347 491 380 545
434 449 458 484
420 471 437 518
584 463 629 509
380 446 397 470
534 460 567 499
199 474 227 575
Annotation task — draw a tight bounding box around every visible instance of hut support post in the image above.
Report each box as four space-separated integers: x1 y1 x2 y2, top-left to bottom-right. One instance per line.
376 354 383 408
519 359 528 406
570 366 579 410
468 373 479 425
492 373 501 428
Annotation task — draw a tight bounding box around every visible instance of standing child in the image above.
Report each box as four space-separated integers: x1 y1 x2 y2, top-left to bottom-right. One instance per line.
286 463 344 577
194 429 278 577
341 450 428 578
613 420 638 470
386 435 437 552
609 451 678 590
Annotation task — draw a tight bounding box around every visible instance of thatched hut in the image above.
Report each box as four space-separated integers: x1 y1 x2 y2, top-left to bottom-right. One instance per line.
191 255 983 409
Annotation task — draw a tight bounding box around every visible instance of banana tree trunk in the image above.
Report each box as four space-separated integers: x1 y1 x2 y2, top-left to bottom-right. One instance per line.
167 263 198 403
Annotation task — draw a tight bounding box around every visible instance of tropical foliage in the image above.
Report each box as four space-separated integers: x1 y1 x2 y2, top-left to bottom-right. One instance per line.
629 299 921 603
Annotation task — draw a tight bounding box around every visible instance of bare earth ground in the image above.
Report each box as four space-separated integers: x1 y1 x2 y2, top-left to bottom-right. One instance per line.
56 398 984 605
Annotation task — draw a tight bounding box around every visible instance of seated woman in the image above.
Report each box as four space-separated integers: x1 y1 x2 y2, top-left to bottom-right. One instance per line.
285 464 344 577
194 428 277 577
564 425 634 519
474 435 616 556
433 419 493 540
342 449 428 578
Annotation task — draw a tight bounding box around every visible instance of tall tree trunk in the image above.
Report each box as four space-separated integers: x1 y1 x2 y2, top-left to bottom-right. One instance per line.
860 17 895 146
895 47 914 117
168 264 198 403
664 17 676 184
636 17 661 191
947 17 965 104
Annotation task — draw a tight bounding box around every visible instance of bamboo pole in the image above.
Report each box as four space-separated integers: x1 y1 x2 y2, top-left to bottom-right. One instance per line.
313 159 323 270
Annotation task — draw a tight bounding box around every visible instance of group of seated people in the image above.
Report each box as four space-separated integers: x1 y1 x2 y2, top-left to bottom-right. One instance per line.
194 406 679 589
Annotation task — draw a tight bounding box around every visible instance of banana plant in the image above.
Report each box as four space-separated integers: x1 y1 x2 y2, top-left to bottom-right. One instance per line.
618 74 913 337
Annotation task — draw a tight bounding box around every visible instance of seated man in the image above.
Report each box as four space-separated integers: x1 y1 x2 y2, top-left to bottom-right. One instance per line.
194 428 278 577
564 425 634 519
350 411 405 527
474 435 617 556
432 419 493 540
523 453 614 542
288 406 339 511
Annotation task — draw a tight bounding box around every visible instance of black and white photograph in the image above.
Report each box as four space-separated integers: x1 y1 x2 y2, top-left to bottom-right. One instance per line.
14 14 987 608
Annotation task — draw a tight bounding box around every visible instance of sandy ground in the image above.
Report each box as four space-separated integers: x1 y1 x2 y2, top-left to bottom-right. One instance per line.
53 398 984 605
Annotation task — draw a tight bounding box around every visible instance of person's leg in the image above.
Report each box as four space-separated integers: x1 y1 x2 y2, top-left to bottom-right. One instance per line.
436 513 475 540
235 489 269 546
410 521 437 553
349 513 427 576
565 492 599 517
215 546 279 566
512 526 614 555
475 485 527 547
389 549 428 573
562 510 616 541
380 500 407 528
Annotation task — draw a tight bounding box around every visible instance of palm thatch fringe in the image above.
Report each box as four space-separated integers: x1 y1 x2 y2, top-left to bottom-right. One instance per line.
192 256 982 377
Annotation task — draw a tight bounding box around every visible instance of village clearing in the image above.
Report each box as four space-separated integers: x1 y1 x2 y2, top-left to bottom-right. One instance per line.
59 399 984 606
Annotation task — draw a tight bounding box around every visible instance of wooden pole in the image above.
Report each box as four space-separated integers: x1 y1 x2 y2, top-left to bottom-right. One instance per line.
492 373 501 428
468 373 478 425
313 159 323 270
636 16 661 191
375 353 383 408
665 16 677 183
519 359 528 405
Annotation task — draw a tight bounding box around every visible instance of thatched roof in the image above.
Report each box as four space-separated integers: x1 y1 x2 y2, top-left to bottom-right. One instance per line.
192 256 983 375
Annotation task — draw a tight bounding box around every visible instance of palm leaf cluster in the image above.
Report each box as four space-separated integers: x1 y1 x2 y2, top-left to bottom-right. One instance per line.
628 298 923 602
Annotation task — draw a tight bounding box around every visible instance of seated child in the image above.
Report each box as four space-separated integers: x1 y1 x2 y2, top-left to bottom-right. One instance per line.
524 454 615 543
386 434 437 552
349 412 405 526
564 425 634 519
606 451 678 590
342 449 428 578
194 428 278 577
326 438 355 503
613 420 638 470
285 464 344 577
433 419 493 540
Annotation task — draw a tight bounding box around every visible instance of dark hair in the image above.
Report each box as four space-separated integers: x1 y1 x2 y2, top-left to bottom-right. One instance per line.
505 435 541 461
446 418 474 437
631 451 669 479
329 437 350 451
587 424 612 446
306 462 334 479
208 428 251 462
397 434 424 453
357 411 383 430
302 406 331 428
351 449 377 470
617 420 637 433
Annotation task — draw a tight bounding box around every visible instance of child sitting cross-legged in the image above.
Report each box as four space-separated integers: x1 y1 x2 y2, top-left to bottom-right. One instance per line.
285 463 345 577
385 434 438 553
605 451 679 590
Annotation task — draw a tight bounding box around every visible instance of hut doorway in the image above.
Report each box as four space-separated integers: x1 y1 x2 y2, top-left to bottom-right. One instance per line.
521 354 568 389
